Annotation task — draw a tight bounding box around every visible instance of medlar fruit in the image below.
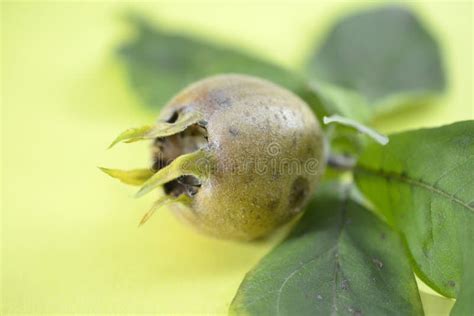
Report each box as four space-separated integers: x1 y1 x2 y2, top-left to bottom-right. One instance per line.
102 74 325 240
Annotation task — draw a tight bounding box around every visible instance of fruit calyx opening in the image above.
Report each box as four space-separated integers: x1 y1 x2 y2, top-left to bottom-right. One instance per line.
103 109 212 198
102 109 211 225
151 109 209 198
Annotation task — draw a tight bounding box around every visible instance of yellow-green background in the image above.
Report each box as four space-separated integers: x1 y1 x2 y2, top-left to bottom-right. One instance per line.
1 0 472 314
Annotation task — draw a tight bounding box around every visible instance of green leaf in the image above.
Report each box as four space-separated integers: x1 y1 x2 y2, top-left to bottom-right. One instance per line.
324 114 389 145
118 16 372 122
354 121 474 299
118 16 309 112
307 5 446 113
324 123 369 162
450 250 474 315
230 183 423 316
308 80 372 122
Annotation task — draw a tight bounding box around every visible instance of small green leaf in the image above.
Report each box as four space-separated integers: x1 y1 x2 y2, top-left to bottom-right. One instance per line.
324 114 389 145
354 121 474 298
307 5 446 113
230 182 423 316
324 123 370 163
308 80 372 122
99 167 154 186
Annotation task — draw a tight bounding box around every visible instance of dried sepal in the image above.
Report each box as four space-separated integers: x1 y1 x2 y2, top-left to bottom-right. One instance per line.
108 111 203 148
135 149 212 198
99 167 155 186
139 194 192 226
108 125 154 148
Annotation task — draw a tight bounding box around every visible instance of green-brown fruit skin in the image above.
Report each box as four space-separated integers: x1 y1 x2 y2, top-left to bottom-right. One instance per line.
160 74 325 240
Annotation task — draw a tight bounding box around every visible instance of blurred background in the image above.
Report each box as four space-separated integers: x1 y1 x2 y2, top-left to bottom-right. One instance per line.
2 0 472 314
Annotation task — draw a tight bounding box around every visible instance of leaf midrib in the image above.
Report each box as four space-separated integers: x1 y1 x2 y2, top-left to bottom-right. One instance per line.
274 190 351 316
355 165 474 213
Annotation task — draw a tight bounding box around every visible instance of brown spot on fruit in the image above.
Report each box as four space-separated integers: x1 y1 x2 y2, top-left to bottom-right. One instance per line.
228 127 239 137
288 177 309 212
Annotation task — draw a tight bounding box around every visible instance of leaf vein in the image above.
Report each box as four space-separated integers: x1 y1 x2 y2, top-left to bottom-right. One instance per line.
356 166 474 213
275 188 351 316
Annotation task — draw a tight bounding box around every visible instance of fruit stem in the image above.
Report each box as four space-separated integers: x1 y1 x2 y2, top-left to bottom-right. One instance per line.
327 153 356 171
